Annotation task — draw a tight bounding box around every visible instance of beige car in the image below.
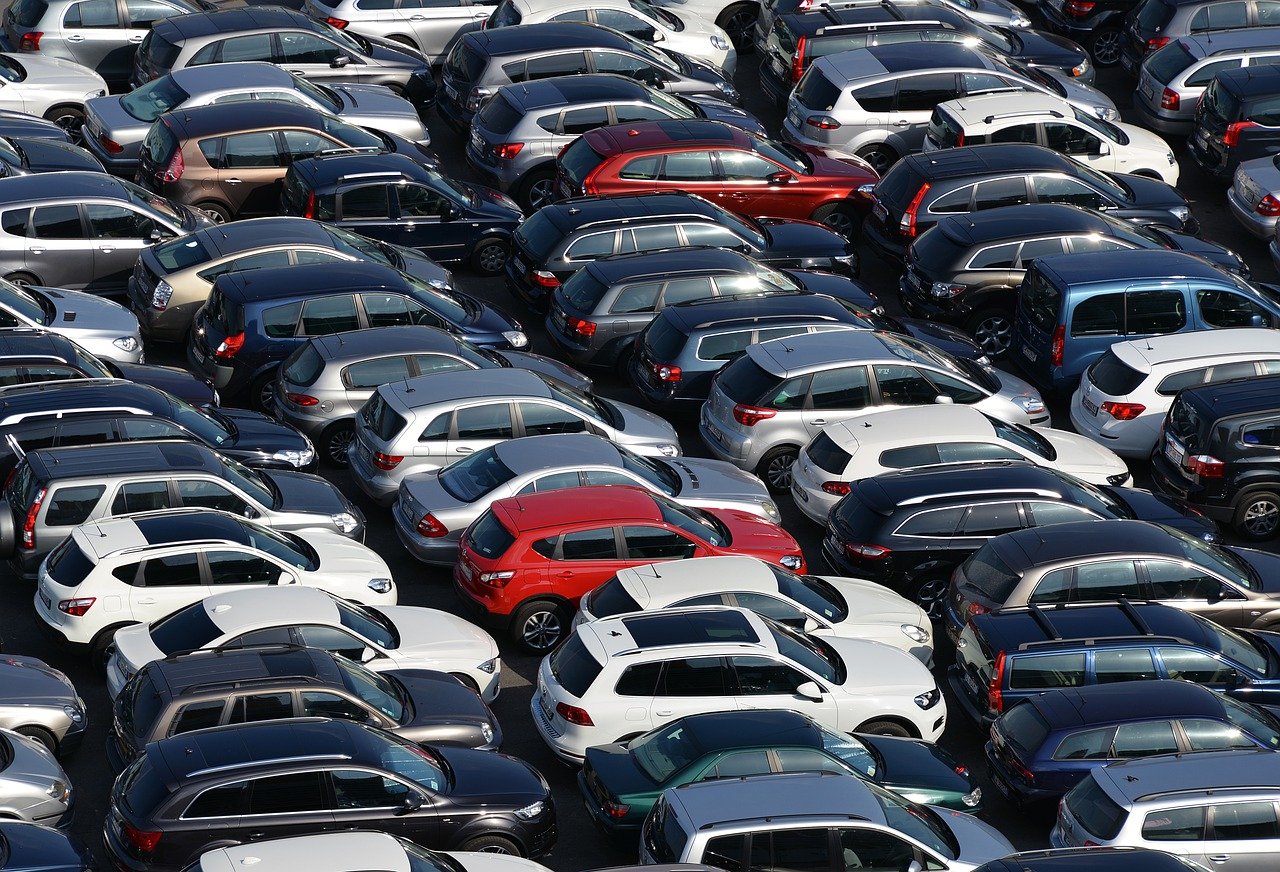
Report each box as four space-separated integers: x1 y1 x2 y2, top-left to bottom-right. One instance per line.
127 217 456 343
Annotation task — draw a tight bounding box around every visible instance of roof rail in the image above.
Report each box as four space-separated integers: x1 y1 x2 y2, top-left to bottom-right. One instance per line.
897 487 1060 505
1017 634 1189 651
981 110 1063 123
1137 784 1280 803
313 146 385 158
1117 597 1153 635
186 753 351 779
1023 604 1060 640
165 643 306 662
820 19 945 33
334 171 408 182
0 406 150 426
576 212 710 231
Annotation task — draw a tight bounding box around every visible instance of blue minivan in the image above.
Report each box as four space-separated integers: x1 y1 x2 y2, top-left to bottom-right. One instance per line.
1012 250 1280 392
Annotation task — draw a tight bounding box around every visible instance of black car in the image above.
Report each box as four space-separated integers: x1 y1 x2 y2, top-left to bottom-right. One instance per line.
0 380 314 478
863 143 1197 264
281 152 522 276
103 718 556 871
1188 63 1280 179
1152 373 1280 541
900 203 1246 357
1040 0 1137 66
0 822 95 872
820 461 1217 615
974 847 1224 872
0 137 104 177
506 192 858 311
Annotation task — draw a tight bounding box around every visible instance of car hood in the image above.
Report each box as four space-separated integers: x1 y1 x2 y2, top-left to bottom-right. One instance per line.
0 655 76 707
37 285 138 335
933 805 1016 865
1107 485 1218 539
786 270 877 307
1010 28 1088 66
460 181 524 221
333 83 421 118
12 137 103 172
1117 170 1186 207
686 95 766 135
309 529 391 577
388 246 455 288
362 33 431 67
1043 70 1116 114
858 734 973 795
895 317 985 361
1 730 67 788
716 508 801 557
584 742 660 794
1040 429 1129 480
0 817 93 870
112 362 215 405
495 350 592 393
1161 230 1245 273
441 854 551 872
807 152 878 185
669 457 769 502
991 367 1043 406
1228 548 1280 595
378 605 497 662
610 398 680 446
828 577 928 627
676 53 732 86
456 290 520 335
216 407 312 455
6 52 107 90
393 670 494 726
267 469 350 514
758 217 850 256
84 94 149 146
1120 121 1175 157
435 746 547 804
828 638 934 692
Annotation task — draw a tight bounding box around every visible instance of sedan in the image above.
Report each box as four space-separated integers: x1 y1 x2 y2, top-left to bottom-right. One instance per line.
0 730 71 829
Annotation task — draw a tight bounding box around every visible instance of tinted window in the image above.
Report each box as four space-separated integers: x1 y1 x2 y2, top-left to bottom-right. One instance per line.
999 700 1051 754
1054 727 1114 760
31 205 83 239
44 485 104 526
184 783 248 819
65 0 117 26
852 79 895 112
974 177 1029 210
659 656 727 696
1127 290 1186 335
221 132 280 169
141 553 202 587
1064 776 1127 840
1112 720 1179 757
1088 352 1146 394
168 700 225 737
227 692 294 723
1008 652 1085 688
45 540 95 586
623 525 696 560
549 634 603 696
560 527 618 560
809 367 869 410
1093 647 1157 682
455 404 513 440
466 510 514 559
263 302 303 338
1143 806 1206 841
300 296 360 335
249 772 327 814
896 73 957 111
1072 293 1125 337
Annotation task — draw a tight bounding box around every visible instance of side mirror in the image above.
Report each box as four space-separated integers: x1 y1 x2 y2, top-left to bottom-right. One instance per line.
243 505 259 520
1093 142 1111 156
277 571 296 586
1251 313 1267 328
802 616 822 634
906 862 924 872
440 202 459 220
795 680 825 702
1226 670 1243 689
396 791 425 815
331 55 351 68
361 646 379 663
934 394 955 405
767 171 793 185
148 227 163 243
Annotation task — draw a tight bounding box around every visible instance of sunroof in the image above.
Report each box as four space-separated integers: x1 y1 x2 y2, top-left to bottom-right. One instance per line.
623 610 758 648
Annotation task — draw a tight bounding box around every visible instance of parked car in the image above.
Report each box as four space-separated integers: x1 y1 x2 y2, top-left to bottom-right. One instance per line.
754 0 1032 45
190 833 557 872
0 52 108 132
974 848 1223 872
186 261 526 408
1188 63 1280 179
394 433 779 565
300 0 489 63
102 719 556 870
1228 151 1280 238
1041 0 1138 66
0 656 84 757
1119 0 1280 73
0 136 103 176
0 821 94 872
0 278 142 363
0 111 77 143
0 729 72 829
281 151 520 275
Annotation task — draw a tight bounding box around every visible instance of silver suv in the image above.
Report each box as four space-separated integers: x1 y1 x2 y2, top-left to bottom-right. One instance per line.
1132 27 1280 134
698 329 1048 490
301 0 494 65
466 73 763 212
347 367 680 505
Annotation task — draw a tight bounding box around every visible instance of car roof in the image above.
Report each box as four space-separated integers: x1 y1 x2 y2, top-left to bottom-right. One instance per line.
166 216 336 261
501 74 651 109
1033 249 1233 286
662 291 861 332
971 601 1210 655
170 61 295 91
381 367 549 408
1180 26 1280 55
290 151 436 187
1214 61 1280 95
1178 372 1280 420
1030 679 1222 729
617 555 779 606
0 328 75 357
25 439 220 481
585 120 748 155
312 325 464 361
0 379 168 422
0 171 128 204
462 21 633 55
939 92 1076 124
491 484 661 532
161 100 329 137
215 261 407 302
854 461 1072 513
1109 327 1280 372
991 519 1182 570
901 143 1076 178
200 587 342 633
151 718 366 784
196 833 414 872
935 204 1113 247
821 405 995 449
819 42 990 77
586 247 756 283
154 6 312 40
668 709 825 753
493 433 622 470
1096 748 1280 802
149 646 329 697
583 606 765 657
666 771 883 828
541 192 720 229
747 330 902 375
75 509 256 557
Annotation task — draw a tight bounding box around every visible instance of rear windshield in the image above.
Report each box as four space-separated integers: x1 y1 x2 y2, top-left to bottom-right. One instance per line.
124 671 164 740
361 392 407 442
1020 267 1062 333
911 223 966 269
927 108 965 149
121 76 191 124
998 700 1052 755
874 161 924 212
1065 776 1127 840
644 798 688 864
1087 352 1145 396
475 93 524 135
140 32 182 72
446 41 487 83
203 289 243 334
1167 394 1210 447
9 0 47 27
1204 79 1241 124
151 235 210 273
281 343 325 388
562 270 610 313
439 448 516 502
488 0 521 25
467 509 515 559
588 576 643 618
118 755 169 818
559 138 606 190
806 431 852 475
1135 0 1176 29
141 120 179 167
794 67 841 112
959 544 1020 601
514 209 563 261
716 357 784 405
1146 40 1195 85
45 539 94 587
641 315 687 363
549 633 603 697
147 601 222 656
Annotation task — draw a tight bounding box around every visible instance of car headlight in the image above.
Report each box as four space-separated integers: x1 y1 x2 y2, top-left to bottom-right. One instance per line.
900 624 929 644
962 788 982 807
502 330 528 348
1170 205 1191 223
762 500 781 523
711 34 730 50
151 279 173 310
1092 104 1120 121
481 722 495 743
1107 472 1131 486
780 554 803 571
1011 13 1030 26
914 688 941 710
62 704 84 724
655 442 680 457
478 657 498 674
976 355 991 366
514 800 546 820
273 448 315 468
715 81 739 100
331 511 360 534
1071 58 1089 77
1014 394 1047 416
46 779 69 802
113 336 139 353
428 276 453 291
368 577 393 594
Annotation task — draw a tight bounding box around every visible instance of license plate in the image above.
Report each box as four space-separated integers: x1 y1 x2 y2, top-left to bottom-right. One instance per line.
962 671 979 696
1021 343 1038 362
706 422 725 446
792 481 808 503
787 109 801 128
39 589 51 611
1122 52 1136 71
907 270 923 290
192 345 207 366
459 559 473 581
771 56 786 76
540 690 555 722
1140 80 1155 101
1082 396 1098 416
552 309 568 333
444 81 458 102
1194 129 1209 148
1164 436 1185 467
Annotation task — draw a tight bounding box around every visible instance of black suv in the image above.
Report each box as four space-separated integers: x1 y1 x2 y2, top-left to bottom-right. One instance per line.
506 192 858 311
104 718 556 871
820 461 1217 614
863 143 1197 264
0 380 315 477
1188 63 1280 179
1152 373 1280 541
1041 0 1138 67
900 203 1245 357
281 152 522 276
109 646 502 772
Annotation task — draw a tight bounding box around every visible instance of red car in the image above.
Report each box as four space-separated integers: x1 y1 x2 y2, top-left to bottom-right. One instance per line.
453 485 805 654
552 119 877 236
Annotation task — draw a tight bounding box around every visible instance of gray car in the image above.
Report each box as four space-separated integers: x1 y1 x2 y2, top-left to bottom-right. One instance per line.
301 0 492 65
1228 151 1280 239
347 367 681 505
2 0 199 90
274 324 592 465
83 61 428 175
0 656 85 758
0 278 142 363
0 728 72 829
393 432 779 564
466 73 764 211
0 171 212 293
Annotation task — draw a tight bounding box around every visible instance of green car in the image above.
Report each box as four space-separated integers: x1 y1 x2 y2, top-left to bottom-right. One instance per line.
579 709 981 835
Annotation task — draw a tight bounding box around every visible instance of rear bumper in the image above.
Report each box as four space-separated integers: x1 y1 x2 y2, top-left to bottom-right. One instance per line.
1227 186 1278 239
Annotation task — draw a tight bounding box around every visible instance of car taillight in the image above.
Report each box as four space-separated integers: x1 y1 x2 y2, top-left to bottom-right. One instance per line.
373 452 403 471
1224 121 1259 148
493 142 524 159
1161 87 1180 110
99 133 124 154
821 481 851 496
1147 35 1170 50
732 403 777 426
1186 454 1226 478
530 269 560 289
213 332 244 360
303 191 316 219
416 513 448 537
287 393 318 407
22 487 44 550
791 35 807 83
1258 194 1280 217
899 183 930 238
478 570 515 586
581 163 605 196
804 115 841 129
954 132 965 146
121 822 161 856
159 148 183 183
967 601 990 619
603 799 630 819
842 542 890 560
652 363 682 382
565 315 597 338
325 15 348 26
988 651 1006 713
466 87 492 112
58 597 95 617
1064 0 1094 15
1050 324 1065 368
556 702 594 726
18 31 40 50
1100 401 1145 421
1006 753 1036 784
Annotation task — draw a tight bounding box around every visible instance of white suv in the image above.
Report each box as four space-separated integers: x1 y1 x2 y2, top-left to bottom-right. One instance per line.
106 585 501 701
924 93 1179 184
34 509 396 662
572 555 932 664
532 606 945 764
1070 328 1280 459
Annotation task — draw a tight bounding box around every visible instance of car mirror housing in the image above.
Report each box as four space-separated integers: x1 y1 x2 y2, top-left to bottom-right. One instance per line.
795 681 824 701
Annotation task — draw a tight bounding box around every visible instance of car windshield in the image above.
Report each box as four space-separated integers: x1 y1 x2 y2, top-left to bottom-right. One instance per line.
292 76 343 114
241 521 320 571
631 721 705 782
165 395 232 446
546 378 608 424
765 617 846 684
439 447 516 502
335 598 399 649
882 332 998 392
402 273 472 324
121 178 183 223
378 734 448 792
1071 161 1129 201
1221 696 1280 748
1057 471 1127 516
1071 106 1127 145
868 781 960 860
617 31 680 71
752 136 808 175
1206 621 1269 674
770 565 849 623
712 205 768 248
121 76 191 122
756 265 802 291
656 494 728 546
657 91 699 118
401 841 466 872
325 24 367 56
1001 58 1066 97
335 655 405 721
0 279 50 325
0 137 23 169
1161 525 1256 590
0 56 23 83
321 114 386 151
987 413 1056 460
218 454 277 509
818 727 878 778
619 447 680 496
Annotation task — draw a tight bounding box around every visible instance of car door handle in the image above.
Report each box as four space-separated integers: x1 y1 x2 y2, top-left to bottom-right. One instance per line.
455 447 473 453
128 33 144 41
247 833 266 840
224 178 242 184
654 709 673 716
1208 857 1230 864
135 597 156 605
28 247 44 254
893 119 911 126
409 13 427 18
810 418 827 425
288 69 308 76
557 571 575 578
65 33 84 41
99 246 115 253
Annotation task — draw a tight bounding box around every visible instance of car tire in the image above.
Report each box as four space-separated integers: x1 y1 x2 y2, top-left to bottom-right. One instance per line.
250 374 276 413
471 237 509 276
716 2 758 49
1089 28 1123 67
510 600 570 655
193 201 231 224
756 446 799 494
855 719 914 738
4 271 38 287
90 624 133 671
810 202 861 241
14 725 57 755
966 307 1015 359
0 508 15 559
43 104 84 134
855 143 898 176
461 835 522 856
518 170 556 213
613 342 634 378
384 82 406 97
320 422 355 467
1234 491 1280 541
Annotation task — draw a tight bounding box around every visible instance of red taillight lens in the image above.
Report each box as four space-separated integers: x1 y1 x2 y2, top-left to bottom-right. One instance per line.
899 183 930 238
530 270 560 289
478 570 515 586
1050 324 1065 368
373 452 403 471
416 513 448 537
1100 401 1146 421
954 132 965 146
565 315 597 338
1258 194 1280 217
732 403 777 426
603 799 630 819
18 31 41 50
1224 121 1259 148
160 148 183 183
304 190 316 220
1006 753 1037 784
1161 87 1180 110
1064 0 1094 15
1187 454 1226 478
57 597 96 617
325 15 348 26
22 487 44 550
213 332 244 360
842 542 890 560
821 481 851 496
652 363 682 382
99 133 124 155
493 142 524 159
556 702 594 726
121 822 162 856
988 651 1006 714
967 601 990 619
1147 35 1170 50
286 393 318 407
791 35 807 84
804 115 841 130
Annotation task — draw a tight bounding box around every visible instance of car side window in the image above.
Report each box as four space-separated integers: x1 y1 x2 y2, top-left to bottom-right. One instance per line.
112 481 171 514
1242 421 1280 447
963 72 1025 95
524 52 590 80
611 282 662 314
719 152 781 181
566 232 615 260
614 661 663 696
302 692 368 721
1007 652 1085 688
1156 366 1210 395
223 627 294 648
529 470 587 492
262 302 303 338
1211 802 1280 840
331 769 412 809
197 250 293 284
622 525 696 560
873 364 941 405
1144 559 1228 600
1072 559 1141 600
1127 290 1187 335
222 132 281 169
1071 292 1125 337
1068 235 1130 254
733 592 805 625
698 331 754 362
661 277 715 306
704 750 773 779
1196 288 1274 328
413 354 470 376
681 223 745 248
1025 502 1097 526
140 553 203 587
0 209 28 236
1031 175 1105 209
732 654 810 694
1045 122 1102 156
206 550 280 586
880 445 941 468
1158 647 1238 683
298 625 366 660
929 186 971 213
216 34 274 63
1112 721 1179 758
622 225 682 255
658 656 728 696
281 130 328 162
559 527 619 560
176 480 249 515
973 177 1029 210
86 203 154 239
300 295 360 335
969 242 1020 269
990 123 1038 144
619 156 660 180
280 31 344 65
455 403 513 440
227 692 294 724
561 106 610 136
895 73 958 111
419 414 450 441
895 506 964 537
1054 727 1115 760
31 205 84 239
1187 59 1243 87
340 185 391 219
766 375 810 410
809 366 870 410
1143 806 1206 841
168 700 226 737
184 783 249 818
1182 718 1257 750
518 403 588 437
344 357 413 388
839 827 919 872
1017 237 1068 265
44 485 104 526
396 185 448 219
1191 1 1247 29
126 0 185 27
703 834 746 872
1257 0 1280 24
64 0 118 27
248 772 328 814
362 295 443 329
926 371 986 404
56 418 115 447
614 104 671 125
957 501 1022 536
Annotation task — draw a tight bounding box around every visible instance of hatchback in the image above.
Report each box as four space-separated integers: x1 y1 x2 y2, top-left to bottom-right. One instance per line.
755 0 1031 44
301 0 489 64
1228 152 1280 239
1120 0 1280 72
0 136 103 177
0 277 142 363
1188 63 1280 179
0 656 84 757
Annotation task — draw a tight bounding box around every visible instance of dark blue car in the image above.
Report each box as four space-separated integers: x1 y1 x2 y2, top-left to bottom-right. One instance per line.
986 679 1280 805
0 822 95 872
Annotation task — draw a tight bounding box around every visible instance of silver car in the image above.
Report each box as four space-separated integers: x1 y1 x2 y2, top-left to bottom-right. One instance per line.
1228 152 1280 239
0 657 85 758
0 52 107 133
394 432 778 563
275 324 591 465
0 279 141 363
83 61 428 175
301 0 491 64
348 367 681 505
0 728 72 828
698 329 1048 491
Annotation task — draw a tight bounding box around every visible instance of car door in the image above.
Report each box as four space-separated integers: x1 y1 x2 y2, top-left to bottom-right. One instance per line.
1043 120 1111 172
869 363 946 413
333 183 395 246
58 0 129 83
550 526 630 601
801 366 872 437
22 204 93 290
216 131 286 218
1142 558 1247 628
448 401 515 458
392 182 469 261
238 771 334 843
888 73 959 153
1203 801 1280 872
83 201 158 292
278 30 358 84
644 656 736 730
127 551 210 621
715 150 807 220
403 0 487 62
731 654 840 728
205 549 294 593
327 767 436 841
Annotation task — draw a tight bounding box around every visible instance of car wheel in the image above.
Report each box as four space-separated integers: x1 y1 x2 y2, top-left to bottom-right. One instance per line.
194 201 231 224
90 624 132 671
250 374 277 413
716 2 758 49
519 171 557 213
913 578 948 621
756 446 798 494
511 600 569 654
43 105 84 134
810 202 861 241
1235 491 1280 541
967 308 1014 358
321 422 355 466
855 719 913 738
461 835 521 856
855 143 898 176
1089 28 1123 67
5 271 38 287
471 237 509 276
14 726 57 755
613 343 634 378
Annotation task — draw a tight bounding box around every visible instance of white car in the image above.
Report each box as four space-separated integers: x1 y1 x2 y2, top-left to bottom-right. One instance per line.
35 509 396 661
0 53 106 131
106 586 501 701
1070 328 1280 459
0 278 141 363
790 405 1132 524
573 555 932 664
532 606 945 764
487 0 736 73
194 831 554 872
